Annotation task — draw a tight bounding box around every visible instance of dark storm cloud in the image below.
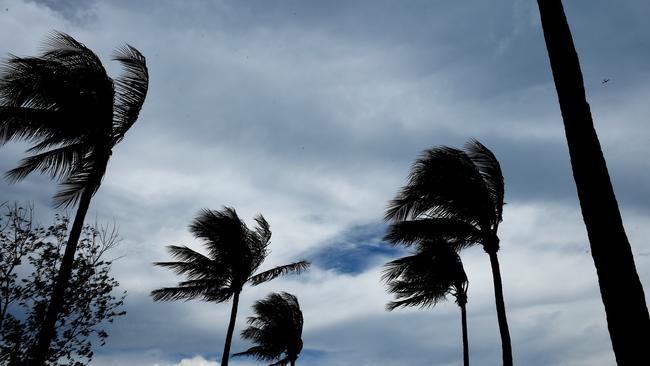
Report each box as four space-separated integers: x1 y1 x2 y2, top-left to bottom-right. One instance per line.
27 0 97 21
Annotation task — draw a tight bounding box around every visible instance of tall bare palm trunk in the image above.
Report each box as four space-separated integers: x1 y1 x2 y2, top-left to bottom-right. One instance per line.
536 1 650 363
487 250 512 366
222 291 240 366
459 301 470 366
28 184 95 366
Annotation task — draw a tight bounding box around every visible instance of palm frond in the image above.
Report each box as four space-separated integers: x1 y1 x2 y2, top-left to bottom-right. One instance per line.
383 218 481 249
382 241 468 311
385 146 494 226
386 292 446 311
189 207 247 254
466 139 505 226
249 261 310 286
150 281 231 302
187 207 258 289
0 106 67 145
4 142 87 183
247 214 272 273
153 245 227 280
253 214 272 245
0 55 64 108
51 153 105 208
235 292 303 363
41 31 102 67
232 345 278 361
111 45 148 144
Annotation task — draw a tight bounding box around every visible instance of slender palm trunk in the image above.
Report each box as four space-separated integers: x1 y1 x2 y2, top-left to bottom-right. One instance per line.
536 1 650 363
487 250 512 366
28 184 95 366
221 291 240 366
459 302 470 366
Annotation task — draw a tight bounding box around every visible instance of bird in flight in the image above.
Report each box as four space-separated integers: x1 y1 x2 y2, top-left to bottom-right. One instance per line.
602 78 610 85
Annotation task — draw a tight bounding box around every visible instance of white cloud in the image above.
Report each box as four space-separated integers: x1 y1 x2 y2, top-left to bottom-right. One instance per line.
171 356 220 366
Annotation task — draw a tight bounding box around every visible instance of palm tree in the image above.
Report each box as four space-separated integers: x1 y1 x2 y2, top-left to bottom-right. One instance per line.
535 1 650 363
385 140 512 365
0 32 148 365
233 292 304 366
382 240 470 366
151 207 310 366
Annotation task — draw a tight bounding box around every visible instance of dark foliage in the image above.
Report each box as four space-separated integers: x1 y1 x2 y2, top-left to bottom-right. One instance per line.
0 31 148 207
382 240 468 311
0 203 125 366
234 292 304 366
384 140 511 365
382 239 470 366
151 207 309 302
385 140 503 247
151 207 309 366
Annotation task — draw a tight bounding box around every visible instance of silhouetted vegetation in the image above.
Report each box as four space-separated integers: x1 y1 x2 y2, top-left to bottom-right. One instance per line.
234 292 304 366
0 203 125 366
385 140 512 365
0 32 147 365
382 239 470 366
536 1 650 363
151 207 310 366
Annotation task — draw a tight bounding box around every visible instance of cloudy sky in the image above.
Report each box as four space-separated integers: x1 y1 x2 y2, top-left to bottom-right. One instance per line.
1 0 649 365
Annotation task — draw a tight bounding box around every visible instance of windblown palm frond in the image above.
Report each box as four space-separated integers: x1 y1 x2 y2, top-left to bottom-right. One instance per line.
189 208 253 264
249 261 310 286
383 218 481 249
51 154 107 207
234 292 304 365
465 139 505 227
4 142 86 183
151 245 233 302
384 141 505 247
111 45 148 144
150 281 232 303
382 240 467 311
385 146 495 226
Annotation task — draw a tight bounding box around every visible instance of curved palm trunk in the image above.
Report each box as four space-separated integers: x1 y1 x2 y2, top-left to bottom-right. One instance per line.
487 251 512 366
459 301 470 366
222 291 240 366
536 1 650 363
28 184 95 366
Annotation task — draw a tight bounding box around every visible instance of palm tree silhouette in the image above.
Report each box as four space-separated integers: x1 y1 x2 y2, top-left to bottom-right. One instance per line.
382 240 470 366
0 32 148 365
385 140 512 365
233 292 304 366
151 207 310 366
535 1 650 363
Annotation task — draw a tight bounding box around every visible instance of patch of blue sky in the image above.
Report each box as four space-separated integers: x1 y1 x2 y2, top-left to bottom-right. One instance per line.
307 222 404 274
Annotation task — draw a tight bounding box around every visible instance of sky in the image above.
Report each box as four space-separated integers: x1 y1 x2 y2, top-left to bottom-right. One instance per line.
1 0 649 365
